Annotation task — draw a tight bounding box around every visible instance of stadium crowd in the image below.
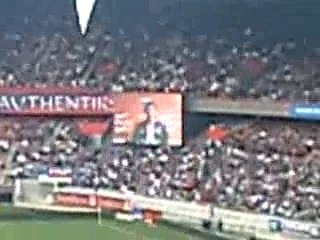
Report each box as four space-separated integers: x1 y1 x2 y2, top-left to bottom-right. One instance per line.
0 17 319 102
0 10 318 225
0 118 319 223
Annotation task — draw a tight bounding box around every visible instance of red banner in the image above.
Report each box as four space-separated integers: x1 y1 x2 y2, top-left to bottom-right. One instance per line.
55 193 93 208
97 197 126 211
0 95 114 115
55 193 127 212
54 192 163 223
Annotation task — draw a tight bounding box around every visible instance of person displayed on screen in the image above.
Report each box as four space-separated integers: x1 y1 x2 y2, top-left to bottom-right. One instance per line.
133 100 168 146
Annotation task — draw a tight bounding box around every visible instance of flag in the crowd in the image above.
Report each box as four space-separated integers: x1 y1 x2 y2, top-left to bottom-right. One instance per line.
206 125 229 141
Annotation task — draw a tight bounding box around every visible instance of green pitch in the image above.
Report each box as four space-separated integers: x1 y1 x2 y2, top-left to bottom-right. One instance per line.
0 206 226 240
0 219 194 240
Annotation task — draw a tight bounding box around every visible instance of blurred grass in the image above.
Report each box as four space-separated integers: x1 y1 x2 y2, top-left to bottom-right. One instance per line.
0 205 228 240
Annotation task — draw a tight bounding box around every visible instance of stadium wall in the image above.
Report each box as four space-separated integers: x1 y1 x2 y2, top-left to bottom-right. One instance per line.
13 179 320 240
186 97 290 117
186 97 320 120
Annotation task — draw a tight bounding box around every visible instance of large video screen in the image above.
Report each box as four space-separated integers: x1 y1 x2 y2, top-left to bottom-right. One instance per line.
0 89 183 146
111 93 182 146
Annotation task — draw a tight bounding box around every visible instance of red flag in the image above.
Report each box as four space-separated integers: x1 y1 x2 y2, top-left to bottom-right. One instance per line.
77 120 110 136
206 125 229 141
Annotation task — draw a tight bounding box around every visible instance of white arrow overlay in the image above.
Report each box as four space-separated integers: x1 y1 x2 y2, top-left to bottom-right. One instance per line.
75 0 97 35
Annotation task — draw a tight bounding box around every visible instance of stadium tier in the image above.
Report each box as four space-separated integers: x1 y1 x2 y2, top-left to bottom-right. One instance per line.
0 0 319 240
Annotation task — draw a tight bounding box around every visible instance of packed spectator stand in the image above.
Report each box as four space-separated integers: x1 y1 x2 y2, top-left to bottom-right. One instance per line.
0 2 319 227
1 25 319 102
